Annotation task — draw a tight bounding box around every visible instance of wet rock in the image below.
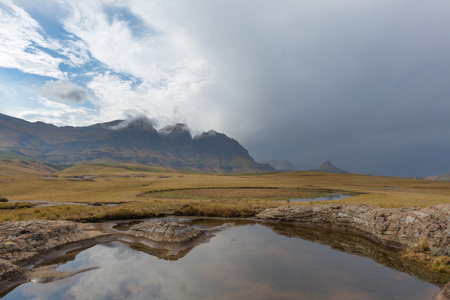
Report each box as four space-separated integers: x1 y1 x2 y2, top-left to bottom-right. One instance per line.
127 221 205 243
256 203 450 249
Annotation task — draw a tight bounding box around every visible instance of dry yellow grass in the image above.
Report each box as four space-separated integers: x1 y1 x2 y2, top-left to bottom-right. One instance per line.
1 161 449 222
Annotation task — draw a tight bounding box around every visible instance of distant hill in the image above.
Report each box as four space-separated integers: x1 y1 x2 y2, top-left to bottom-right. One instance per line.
424 173 450 182
310 161 350 174
262 160 306 172
0 159 59 176
0 113 274 173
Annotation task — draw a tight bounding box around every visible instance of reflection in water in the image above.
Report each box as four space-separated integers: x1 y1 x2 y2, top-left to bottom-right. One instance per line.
2 222 441 300
261 222 450 287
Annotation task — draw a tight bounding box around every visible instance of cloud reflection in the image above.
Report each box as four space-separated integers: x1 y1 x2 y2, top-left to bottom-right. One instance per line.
6 224 440 300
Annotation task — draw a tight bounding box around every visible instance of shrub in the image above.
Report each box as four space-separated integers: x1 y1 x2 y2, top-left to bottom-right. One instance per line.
417 239 430 252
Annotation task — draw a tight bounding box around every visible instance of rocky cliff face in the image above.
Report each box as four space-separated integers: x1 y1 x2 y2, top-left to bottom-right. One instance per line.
0 113 274 173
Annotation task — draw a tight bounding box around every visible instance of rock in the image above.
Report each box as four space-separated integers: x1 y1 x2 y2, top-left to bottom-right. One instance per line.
0 220 100 265
127 221 205 243
0 259 24 281
434 281 450 300
256 203 450 249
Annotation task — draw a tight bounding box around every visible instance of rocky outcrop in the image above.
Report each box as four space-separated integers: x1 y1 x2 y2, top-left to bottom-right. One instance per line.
256 203 450 249
0 220 103 264
127 221 206 243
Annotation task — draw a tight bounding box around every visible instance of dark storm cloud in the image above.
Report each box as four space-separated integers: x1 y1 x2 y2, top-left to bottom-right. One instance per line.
40 80 87 103
165 0 450 177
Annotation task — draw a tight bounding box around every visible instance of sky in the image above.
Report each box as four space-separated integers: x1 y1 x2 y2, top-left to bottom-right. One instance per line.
0 0 449 177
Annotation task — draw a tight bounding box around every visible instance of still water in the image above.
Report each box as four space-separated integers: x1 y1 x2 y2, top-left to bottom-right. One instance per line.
3 220 441 300
289 194 351 202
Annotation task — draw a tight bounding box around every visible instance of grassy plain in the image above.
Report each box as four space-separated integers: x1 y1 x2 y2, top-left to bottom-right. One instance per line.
1 160 450 222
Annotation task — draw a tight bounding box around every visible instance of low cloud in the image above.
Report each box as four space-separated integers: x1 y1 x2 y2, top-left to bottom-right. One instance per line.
39 80 87 103
108 114 158 131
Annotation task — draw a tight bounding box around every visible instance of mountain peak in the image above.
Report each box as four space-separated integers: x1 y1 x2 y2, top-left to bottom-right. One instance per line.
320 161 333 168
159 123 190 136
312 161 350 174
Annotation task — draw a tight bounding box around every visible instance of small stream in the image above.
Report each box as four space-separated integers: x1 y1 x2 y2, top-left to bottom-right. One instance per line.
1 218 443 300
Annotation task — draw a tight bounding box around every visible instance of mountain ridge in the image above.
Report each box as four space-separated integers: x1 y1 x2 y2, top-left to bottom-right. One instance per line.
0 113 274 173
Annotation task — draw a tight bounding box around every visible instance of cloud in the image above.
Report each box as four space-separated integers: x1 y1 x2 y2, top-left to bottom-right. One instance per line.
108 114 158 131
16 97 97 127
3 0 450 176
127 0 450 176
39 80 87 103
0 0 91 78
0 0 64 78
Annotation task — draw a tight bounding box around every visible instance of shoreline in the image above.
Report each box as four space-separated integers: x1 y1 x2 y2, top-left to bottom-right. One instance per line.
1 204 449 299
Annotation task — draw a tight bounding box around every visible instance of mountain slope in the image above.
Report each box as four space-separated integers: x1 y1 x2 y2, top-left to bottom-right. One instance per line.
0 113 274 173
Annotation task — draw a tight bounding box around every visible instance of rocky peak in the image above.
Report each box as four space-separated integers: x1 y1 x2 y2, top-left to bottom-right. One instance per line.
320 161 333 168
312 161 350 174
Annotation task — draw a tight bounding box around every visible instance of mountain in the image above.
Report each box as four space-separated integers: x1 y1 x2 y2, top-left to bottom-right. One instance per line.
262 160 306 172
310 161 350 174
0 113 274 173
424 173 450 182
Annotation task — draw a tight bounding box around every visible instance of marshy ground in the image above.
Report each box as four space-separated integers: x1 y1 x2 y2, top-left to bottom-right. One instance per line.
0 161 449 223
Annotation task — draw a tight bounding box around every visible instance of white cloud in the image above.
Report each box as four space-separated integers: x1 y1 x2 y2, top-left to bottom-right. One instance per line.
0 0 91 78
87 68 212 128
57 0 215 128
62 1 202 81
0 0 65 78
16 97 97 126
